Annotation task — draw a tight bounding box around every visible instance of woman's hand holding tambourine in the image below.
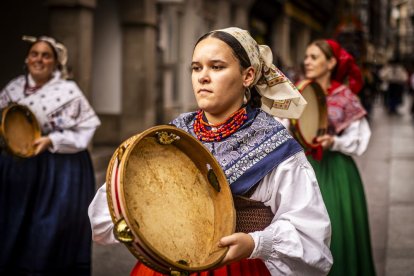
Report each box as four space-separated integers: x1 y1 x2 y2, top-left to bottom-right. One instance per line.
218 232 255 265
33 136 52 155
315 134 334 150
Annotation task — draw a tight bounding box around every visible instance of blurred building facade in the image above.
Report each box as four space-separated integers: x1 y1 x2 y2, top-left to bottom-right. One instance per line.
1 0 412 146
390 0 414 63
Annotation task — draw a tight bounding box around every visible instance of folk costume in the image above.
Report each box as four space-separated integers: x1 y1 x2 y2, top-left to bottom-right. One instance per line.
307 40 376 276
88 27 332 275
0 36 100 275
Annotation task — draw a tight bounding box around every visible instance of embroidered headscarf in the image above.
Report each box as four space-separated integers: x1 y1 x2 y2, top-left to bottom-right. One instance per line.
22 35 69 79
325 39 363 94
215 27 307 119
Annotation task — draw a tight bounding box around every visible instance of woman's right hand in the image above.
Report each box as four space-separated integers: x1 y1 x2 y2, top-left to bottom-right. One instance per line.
315 134 334 150
33 136 52 155
218 232 255 266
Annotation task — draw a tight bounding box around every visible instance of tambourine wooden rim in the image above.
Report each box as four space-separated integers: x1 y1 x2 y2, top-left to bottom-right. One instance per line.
0 103 41 158
106 125 236 274
290 80 328 149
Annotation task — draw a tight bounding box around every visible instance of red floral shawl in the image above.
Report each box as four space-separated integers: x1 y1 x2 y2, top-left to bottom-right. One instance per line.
326 81 367 134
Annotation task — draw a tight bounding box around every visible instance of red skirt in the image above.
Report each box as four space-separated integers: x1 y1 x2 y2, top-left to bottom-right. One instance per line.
130 259 270 276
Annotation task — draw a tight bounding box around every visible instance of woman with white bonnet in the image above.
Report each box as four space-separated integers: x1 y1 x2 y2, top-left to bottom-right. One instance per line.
0 35 100 275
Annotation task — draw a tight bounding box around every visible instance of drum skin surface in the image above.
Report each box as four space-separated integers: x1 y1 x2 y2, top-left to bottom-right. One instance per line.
0 104 41 158
106 125 235 274
299 87 320 144
290 80 328 150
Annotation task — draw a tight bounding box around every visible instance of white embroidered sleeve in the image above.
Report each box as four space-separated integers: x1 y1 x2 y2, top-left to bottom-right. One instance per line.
48 122 100 153
248 151 333 275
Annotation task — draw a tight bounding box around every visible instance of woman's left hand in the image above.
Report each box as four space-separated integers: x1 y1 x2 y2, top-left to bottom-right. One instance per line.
218 232 255 265
33 136 52 155
315 134 334 150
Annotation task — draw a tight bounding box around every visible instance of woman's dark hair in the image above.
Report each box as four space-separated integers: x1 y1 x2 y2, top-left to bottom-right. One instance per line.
311 40 334 60
195 31 262 108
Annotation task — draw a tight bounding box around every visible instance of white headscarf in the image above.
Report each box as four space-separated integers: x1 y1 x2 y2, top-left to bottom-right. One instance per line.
216 27 307 119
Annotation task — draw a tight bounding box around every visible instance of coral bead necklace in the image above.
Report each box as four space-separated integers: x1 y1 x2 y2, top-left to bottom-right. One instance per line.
193 107 248 142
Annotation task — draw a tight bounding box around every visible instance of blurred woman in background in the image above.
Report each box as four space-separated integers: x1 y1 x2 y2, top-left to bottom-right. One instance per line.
303 39 376 275
0 36 100 275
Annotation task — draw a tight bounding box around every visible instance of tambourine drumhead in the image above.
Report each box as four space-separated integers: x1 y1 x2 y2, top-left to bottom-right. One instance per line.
290 80 328 149
0 104 41 158
300 87 321 144
106 125 235 274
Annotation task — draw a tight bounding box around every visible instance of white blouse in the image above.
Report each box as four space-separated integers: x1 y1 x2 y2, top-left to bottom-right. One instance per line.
0 72 101 153
330 118 371 156
275 117 371 156
88 150 333 275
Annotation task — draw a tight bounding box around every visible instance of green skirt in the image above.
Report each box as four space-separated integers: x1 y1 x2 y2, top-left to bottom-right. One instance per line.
308 151 376 276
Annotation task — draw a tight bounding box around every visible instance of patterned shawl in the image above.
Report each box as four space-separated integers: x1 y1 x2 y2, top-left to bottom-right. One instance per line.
327 81 367 134
171 106 303 195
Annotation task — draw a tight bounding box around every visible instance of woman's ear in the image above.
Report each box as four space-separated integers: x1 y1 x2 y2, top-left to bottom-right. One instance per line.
328 57 337 71
242 66 255 87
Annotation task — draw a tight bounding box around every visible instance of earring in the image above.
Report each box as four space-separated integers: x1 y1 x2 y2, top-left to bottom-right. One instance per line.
244 86 251 104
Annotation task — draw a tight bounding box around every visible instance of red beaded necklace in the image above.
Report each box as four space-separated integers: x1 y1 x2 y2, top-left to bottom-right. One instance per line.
193 107 248 142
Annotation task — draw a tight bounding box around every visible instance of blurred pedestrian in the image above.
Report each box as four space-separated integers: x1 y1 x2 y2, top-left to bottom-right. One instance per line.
89 27 333 275
0 36 100 275
303 39 376 275
409 71 414 117
359 62 378 120
379 59 408 115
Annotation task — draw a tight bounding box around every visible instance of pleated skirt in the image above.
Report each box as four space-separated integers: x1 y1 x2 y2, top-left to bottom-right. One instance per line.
308 151 376 276
130 259 270 276
0 150 95 275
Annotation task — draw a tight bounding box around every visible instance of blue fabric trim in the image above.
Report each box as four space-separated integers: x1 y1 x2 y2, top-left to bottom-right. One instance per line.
171 106 304 195
229 138 302 195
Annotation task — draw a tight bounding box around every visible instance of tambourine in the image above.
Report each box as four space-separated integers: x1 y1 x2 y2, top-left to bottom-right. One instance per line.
0 103 41 158
106 125 235 275
290 80 328 149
